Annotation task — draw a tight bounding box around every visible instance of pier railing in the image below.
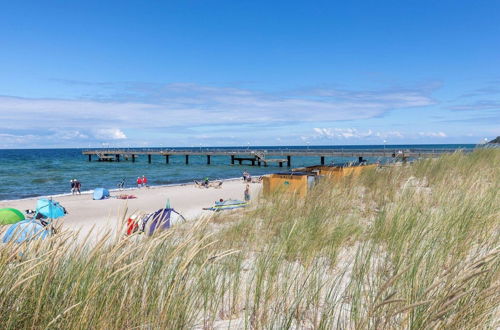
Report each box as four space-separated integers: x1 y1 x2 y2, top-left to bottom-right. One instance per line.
83 147 467 156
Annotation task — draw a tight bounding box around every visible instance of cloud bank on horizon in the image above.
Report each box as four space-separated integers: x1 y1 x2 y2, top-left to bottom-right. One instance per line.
0 1 498 147
0 80 498 148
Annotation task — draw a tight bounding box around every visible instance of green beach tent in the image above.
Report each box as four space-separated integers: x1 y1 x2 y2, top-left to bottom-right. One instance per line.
0 208 25 225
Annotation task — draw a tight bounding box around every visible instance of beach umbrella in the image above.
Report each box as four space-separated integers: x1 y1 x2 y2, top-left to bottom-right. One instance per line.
36 199 66 219
2 219 52 243
0 208 25 225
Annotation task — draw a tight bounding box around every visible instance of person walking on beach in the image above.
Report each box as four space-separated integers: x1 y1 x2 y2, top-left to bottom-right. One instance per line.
137 177 142 188
244 184 250 201
70 179 75 195
74 179 81 194
142 175 148 188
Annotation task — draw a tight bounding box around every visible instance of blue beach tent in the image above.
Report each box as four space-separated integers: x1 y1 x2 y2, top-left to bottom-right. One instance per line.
93 188 110 200
142 208 186 236
2 219 52 243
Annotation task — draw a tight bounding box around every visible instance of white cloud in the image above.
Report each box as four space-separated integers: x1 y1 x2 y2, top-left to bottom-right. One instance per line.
310 128 448 142
53 130 89 140
313 128 377 139
418 131 447 137
375 131 404 138
94 128 127 140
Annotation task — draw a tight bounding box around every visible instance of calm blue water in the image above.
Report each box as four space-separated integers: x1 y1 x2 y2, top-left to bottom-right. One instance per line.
0 145 474 200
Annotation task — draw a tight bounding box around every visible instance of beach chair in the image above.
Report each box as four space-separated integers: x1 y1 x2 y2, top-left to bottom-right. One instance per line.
211 181 223 189
194 180 205 188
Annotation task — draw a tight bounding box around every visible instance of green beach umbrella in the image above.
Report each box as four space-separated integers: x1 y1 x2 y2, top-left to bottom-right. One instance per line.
0 208 25 225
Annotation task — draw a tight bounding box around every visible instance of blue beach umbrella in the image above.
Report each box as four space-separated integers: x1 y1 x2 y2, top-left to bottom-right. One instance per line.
36 199 66 219
2 219 52 243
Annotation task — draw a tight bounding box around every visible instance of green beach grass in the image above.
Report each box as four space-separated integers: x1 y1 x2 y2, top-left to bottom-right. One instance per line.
0 149 498 329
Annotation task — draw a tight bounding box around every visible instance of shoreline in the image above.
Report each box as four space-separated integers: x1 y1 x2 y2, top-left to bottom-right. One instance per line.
0 176 250 203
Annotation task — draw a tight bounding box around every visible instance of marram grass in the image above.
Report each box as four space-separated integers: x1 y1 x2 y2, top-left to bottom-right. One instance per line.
0 149 498 329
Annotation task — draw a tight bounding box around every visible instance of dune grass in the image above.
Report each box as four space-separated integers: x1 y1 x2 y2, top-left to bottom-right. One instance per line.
0 149 498 329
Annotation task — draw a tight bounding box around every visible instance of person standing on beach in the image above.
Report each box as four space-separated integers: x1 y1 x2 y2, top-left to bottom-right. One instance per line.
244 184 250 201
137 177 142 188
70 179 75 195
142 175 148 188
74 179 81 194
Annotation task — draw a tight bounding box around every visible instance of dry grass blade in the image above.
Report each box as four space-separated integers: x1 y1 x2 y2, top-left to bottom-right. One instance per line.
8 272 41 294
391 300 433 316
45 302 83 329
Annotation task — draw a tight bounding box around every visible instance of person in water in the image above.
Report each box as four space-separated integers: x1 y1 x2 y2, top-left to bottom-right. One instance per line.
204 177 209 188
142 175 148 187
137 177 142 188
70 179 75 195
118 178 125 190
74 179 81 194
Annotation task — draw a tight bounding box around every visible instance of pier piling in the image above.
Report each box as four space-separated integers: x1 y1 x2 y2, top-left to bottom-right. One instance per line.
185 155 189 164
207 155 211 165
321 156 325 165
88 154 92 162
148 155 152 163
165 155 169 164
231 155 235 165
287 155 291 167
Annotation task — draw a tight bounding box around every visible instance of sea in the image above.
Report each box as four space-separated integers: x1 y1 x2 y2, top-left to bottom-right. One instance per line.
0 145 475 201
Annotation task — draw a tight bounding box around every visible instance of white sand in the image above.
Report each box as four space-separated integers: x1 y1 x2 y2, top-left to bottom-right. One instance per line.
0 180 261 241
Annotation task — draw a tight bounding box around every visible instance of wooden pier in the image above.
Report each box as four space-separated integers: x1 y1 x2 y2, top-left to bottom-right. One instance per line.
82 148 468 167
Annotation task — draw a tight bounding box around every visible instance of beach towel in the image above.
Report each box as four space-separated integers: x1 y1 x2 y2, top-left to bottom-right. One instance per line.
116 194 137 200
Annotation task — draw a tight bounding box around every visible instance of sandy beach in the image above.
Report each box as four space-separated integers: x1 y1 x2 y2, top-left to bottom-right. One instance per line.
0 180 261 240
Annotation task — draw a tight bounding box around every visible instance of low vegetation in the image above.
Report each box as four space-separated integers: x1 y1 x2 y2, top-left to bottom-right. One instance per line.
0 149 498 329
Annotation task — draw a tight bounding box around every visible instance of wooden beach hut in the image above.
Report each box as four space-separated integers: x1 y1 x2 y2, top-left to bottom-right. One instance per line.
263 172 319 197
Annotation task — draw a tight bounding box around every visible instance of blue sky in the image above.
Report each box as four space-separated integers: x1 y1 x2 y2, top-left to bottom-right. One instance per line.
0 0 498 148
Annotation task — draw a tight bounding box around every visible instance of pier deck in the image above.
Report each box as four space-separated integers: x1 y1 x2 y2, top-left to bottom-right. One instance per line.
82 148 468 167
